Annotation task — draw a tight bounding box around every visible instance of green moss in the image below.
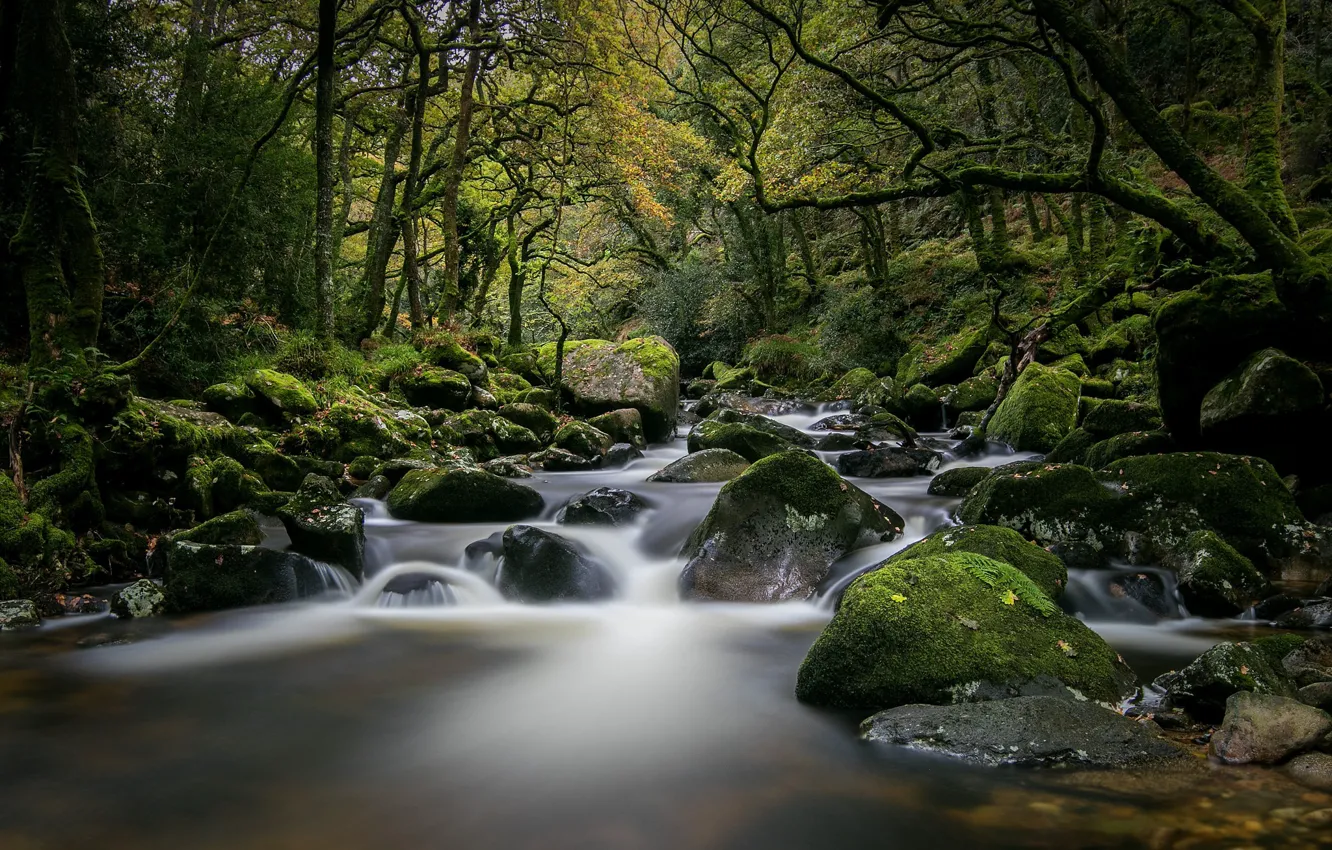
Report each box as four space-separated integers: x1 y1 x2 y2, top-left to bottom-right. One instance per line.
897 326 990 387
163 543 298 613
498 403 559 443
397 366 472 410
244 369 318 416
554 421 614 459
687 420 793 462
1089 315 1153 366
796 553 1135 710
488 370 533 405
986 363 1081 452
926 466 992 497
1084 430 1174 469
892 525 1067 600
946 374 998 413
174 509 265 546
818 368 880 402
1051 354 1090 377
958 463 1121 547
386 467 544 522
1080 400 1163 437
588 409 647 449
617 336 680 381
201 382 257 421
1170 529 1269 617
1081 378 1116 398
1045 428 1097 465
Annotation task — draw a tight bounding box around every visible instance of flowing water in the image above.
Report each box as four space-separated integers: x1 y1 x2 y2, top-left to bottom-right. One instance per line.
1 406 1328 849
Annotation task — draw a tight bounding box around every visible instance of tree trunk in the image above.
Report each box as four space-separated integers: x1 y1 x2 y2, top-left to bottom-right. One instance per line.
1023 192 1044 241
312 0 337 343
1241 0 1298 237
440 0 486 322
399 46 430 331
358 111 405 341
331 110 357 264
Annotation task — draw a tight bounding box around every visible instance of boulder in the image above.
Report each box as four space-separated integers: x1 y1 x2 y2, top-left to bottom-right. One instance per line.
386 467 544 523
857 411 917 443
887 524 1067 601
499 526 614 602
603 443 644 468
986 363 1081 453
686 419 795 463
588 409 647 450
0 599 40 630
818 368 897 408
111 579 166 619
277 475 366 578
680 451 902 603
926 466 992 497
810 414 869 432
707 409 816 447
647 449 751 483
173 509 265 546
1081 400 1163 438
1044 428 1097 465
422 337 488 384
861 696 1183 768
397 367 473 410
539 336 679 441
797 552 1135 709
244 369 317 417
326 402 415 461
531 447 600 471
1167 530 1269 617
1083 430 1175 470
1286 752 1332 791
1210 692 1332 765
899 383 944 429
200 381 257 422
498 403 559 443
944 374 998 416
1152 640 1298 723
1199 348 1325 472
836 449 928 478
554 420 614 459
491 418 543 455
163 541 302 613
896 326 990 387
557 487 648 526
1298 682 1332 712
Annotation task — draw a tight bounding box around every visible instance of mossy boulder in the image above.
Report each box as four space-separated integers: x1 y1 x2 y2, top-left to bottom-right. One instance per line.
173 509 265 546
244 369 317 418
709 408 815 446
538 336 680 441
325 402 414 462
896 326 990 387
103 398 242 485
440 410 503 460
277 475 366 578
647 449 751 483
945 374 998 416
1081 400 1163 438
488 370 533 405
712 364 755 391
0 599 40 630
1089 314 1153 367
588 409 647 450
491 417 543 455
163 542 311 613
796 552 1136 710
1166 530 1270 617
986 363 1081 453
111 579 166 619
686 420 794 463
887 525 1067 600
817 368 897 407
397 366 473 411
1199 348 1326 472
926 465 992 497
386 467 544 523
899 383 944 429
422 337 488 385
200 381 257 422
1045 428 1098 465
497 403 559 443
1083 430 1175 470
498 526 614 602
1153 640 1298 723
515 387 559 409
679 451 902 602
859 411 918 443
234 440 303 492
554 421 614 459
0 473 87 598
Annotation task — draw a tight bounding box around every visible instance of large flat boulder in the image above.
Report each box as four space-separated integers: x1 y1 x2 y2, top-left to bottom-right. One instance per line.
539 337 680 442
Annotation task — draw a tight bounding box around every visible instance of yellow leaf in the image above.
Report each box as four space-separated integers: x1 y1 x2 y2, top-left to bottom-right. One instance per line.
1000 589 1018 606
890 593 906 603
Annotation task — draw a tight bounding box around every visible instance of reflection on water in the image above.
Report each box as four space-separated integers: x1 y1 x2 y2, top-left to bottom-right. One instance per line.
1 422 1328 849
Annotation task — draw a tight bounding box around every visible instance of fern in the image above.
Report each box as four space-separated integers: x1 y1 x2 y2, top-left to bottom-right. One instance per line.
946 552 1060 617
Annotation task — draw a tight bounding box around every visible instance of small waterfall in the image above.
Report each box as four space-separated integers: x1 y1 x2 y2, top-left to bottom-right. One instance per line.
352 561 504 608
1063 566 1188 623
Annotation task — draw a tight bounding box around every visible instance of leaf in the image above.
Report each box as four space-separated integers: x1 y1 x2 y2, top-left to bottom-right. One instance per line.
890 593 907 603
1000 589 1018 606
947 552 1060 617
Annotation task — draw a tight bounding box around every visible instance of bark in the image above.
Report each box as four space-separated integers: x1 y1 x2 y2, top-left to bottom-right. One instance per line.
399 44 430 331
312 0 337 343
359 110 406 341
440 0 486 322
1236 0 1298 237
331 110 357 262
791 208 821 289
1023 192 1045 241
469 216 501 324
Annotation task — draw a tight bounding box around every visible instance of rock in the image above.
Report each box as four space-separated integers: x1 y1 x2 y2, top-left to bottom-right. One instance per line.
927 466 992 497
811 414 869 432
554 420 614 459
1298 682 1332 711
836 449 927 478
515 387 559 409
685 378 716 399
694 393 814 419
603 443 643 468
0 599 40 630
244 369 317 417
530 447 601 471
680 451 901 603
557 487 647 526
471 386 499 410
815 433 861 452
1083 430 1175 470
173 509 265 546
397 366 473 410
487 371 532 405
888 525 1067 601
538 336 680 441
986 363 1081 453
896 326 990 387
588 409 647 449
1045 428 1097 465
497 403 559 443
491 417 542 455
111 579 166 619
1281 639 1332 686
707 408 816 447
899 383 944 429
797 552 1135 709
499 526 613 602
326 402 415 461
1081 400 1163 438
1167 530 1270 617
647 449 750 483
818 368 894 406
857 411 917 443
861 696 1184 768
1210 692 1332 764
1153 641 1297 723
277 475 366 578
200 381 257 421
422 337 488 384
352 475 393 499
163 542 303 612
1089 314 1153 367
386 467 544 523
1200 348 1324 468
686 419 795 462
945 375 999 416
1286 752 1332 791
1275 600 1332 629
481 457 534 479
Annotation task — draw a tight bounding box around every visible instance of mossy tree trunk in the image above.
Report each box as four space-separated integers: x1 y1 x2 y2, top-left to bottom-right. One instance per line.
312 0 337 344
440 0 485 323
359 106 405 342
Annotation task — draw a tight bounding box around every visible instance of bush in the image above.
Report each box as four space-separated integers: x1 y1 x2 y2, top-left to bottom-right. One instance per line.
816 284 905 372
742 335 822 383
640 258 755 375
273 331 366 381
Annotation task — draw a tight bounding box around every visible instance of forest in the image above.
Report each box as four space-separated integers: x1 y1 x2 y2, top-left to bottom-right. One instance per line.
3 0 1332 847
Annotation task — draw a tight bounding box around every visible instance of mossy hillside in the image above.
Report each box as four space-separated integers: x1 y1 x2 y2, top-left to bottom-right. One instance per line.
796 553 1136 710
888 525 1067 600
986 363 1081 453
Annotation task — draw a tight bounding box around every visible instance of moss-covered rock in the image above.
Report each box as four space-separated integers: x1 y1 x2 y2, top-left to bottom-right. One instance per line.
860 411 918 443
173 509 265 546
111 579 166 619
926 465 992 497
1166 530 1270 617
163 542 301 613
277 475 366 578
1089 314 1153 367
1153 640 1297 723
647 449 751 483
712 364 755 391
1080 377 1116 399
491 417 542 455
421 336 488 384
497 403 559 443
554 420 614 459
0 473 86 598
897 326 990 387
796 552 1136 710
588 409 647 450
0 557 17 600
1199 348 1325 472
244 369 317 418
900 382 944 429
325 402 415 462
685 378 716 399
515 387 559 409
386 467 544 522
680 451 902 602
891 525 1067 601
1081 400 1163 438
537 336 680 441
0 599 40 630
986 363 1081 453
1045 428 1097 465
234 440 304 492
397 366 473 410
817 368 898 408
945 374 998 415
201 381 257 422
686 419 794 462
1083 430 1175 470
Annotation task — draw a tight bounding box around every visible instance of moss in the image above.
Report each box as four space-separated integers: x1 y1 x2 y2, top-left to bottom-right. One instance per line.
865 411 918 442
488 370 533 404
1081 377 1116 398
540 337 680 441
713 364 755 391
926 465 992 497
554 421 614 459
1169 529 1269 617
1084 430 1175 469
891 525 1067 600
236 440 304 491
325 402 415 462
244 369 318 417
796 553 1135 710
1089 315 1153 366
958 463 1122 549
817 367 882 402
386 467 544 522
163 543 298 613
588 409 647 449
945 374 998 413
900 382 944 428
420 335 488 384
497 403 559 443
896 326 990 388
686 420 793 462
986 363 1081 452
1051 354 1090 377
1154 641 1295 723
174 509 265 546
1081 400 1163 437
396 366 473 410
1037 324 1089 362
620 336 683 382
1045 428 1097 465
515 387 559 409
201 381 257 422
491 417 542 454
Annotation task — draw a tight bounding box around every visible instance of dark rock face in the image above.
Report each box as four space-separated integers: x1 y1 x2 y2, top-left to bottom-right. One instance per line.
386 467 544 523
277 475 366 578
648 449 750 483
1210 692 1332 765
680 451 901 603
861 696 1184 768
1199 348 1325 472
163 542 304 613
557 487 648 526
836 449 927 478
1152 640 1298 723
499 526 614 603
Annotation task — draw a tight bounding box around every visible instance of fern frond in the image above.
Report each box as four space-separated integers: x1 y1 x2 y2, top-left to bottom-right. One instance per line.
944 552 1060 617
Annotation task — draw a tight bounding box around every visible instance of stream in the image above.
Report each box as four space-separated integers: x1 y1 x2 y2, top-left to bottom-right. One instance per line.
0 404 1324 849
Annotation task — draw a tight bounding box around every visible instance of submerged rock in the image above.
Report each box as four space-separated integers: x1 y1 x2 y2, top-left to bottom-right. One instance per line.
680 451 901 603
386 468 544 523
648 449 750 483
1210 691 1332 765
861 696 1183 768
499 526 614 602
986 363 1081 453
797 552 1133 710
557 487 647 526
111 579 166 619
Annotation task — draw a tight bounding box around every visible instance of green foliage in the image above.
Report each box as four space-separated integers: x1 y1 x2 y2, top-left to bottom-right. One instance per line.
949 553 1059 617
273 332 366 382
815 284 905 373
640 259 754 375
742 335 822 383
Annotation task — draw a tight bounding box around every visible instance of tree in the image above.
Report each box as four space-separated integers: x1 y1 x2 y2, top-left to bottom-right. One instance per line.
313 0 339 343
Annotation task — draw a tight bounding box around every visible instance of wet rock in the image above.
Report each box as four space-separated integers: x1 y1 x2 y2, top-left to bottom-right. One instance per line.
647 449 750 483
499 526 614 603
1081 400 1164 438
557 487 647 526
1083 430 1176 470
277 475 365 578
1164 530 1270 617
811 414 869 432
481 457 533 478
1210 692 1332 765
798 551 1135 710
111 579 166 619
0 599 40 631
680 451 901 603
588 409 647 449
351 474 393 499
163 542 302 613
1275 600 1332 630
987 363 1081 453
1152 641 1297 723
553 421 614 460
927 466 991 497
686 419 795 463
1106 570 1175 617
397 367 472 410
386 467 544 523
1298 682 1332 711
861 696 1184 768
536 336 679 441
1281 639 1332 686
173 509 265 546
1200 348 1325 469
707 409 816 447
530 447 601 471
836 449 925 478
857 411 918 443
684 378 715 399
497 403 559 443
886 525 1067 601
603 442 644 469
1254 593 1304 621
815 433 862 452
471 386 499 410
1286 752 1332 791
